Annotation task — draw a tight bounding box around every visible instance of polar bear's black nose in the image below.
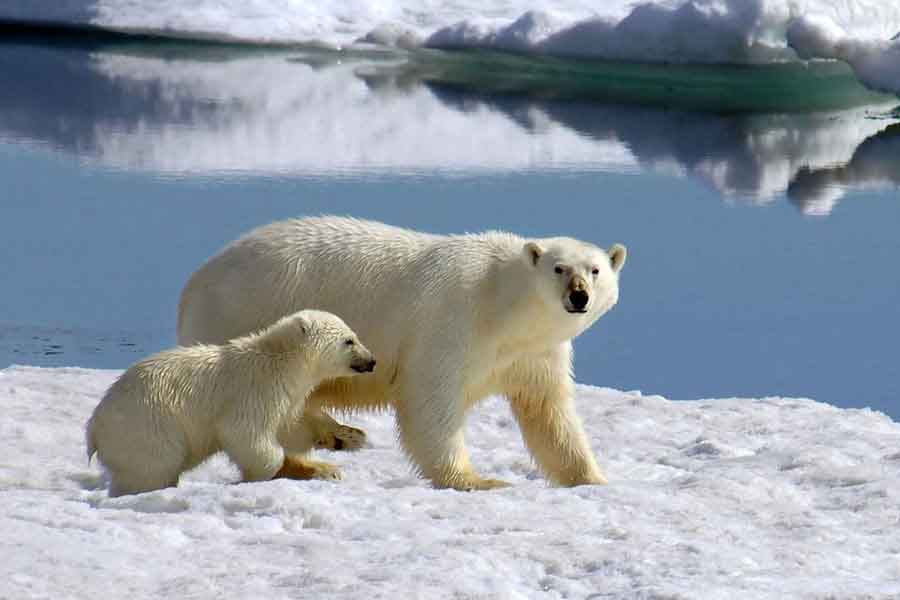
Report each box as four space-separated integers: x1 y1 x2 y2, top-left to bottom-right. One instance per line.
569 290 589 311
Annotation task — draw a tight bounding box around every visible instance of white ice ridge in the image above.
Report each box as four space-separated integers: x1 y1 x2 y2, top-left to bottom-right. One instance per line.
3 0 900 67
425 0 900 65
788 14 900 95
2 365 900 598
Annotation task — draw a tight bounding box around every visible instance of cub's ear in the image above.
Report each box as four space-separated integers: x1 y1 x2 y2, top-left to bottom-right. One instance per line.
608 243 627 273
523 241 544 266
295 314 310 336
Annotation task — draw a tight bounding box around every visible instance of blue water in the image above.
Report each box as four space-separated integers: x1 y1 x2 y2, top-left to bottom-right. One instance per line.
1 34 898 417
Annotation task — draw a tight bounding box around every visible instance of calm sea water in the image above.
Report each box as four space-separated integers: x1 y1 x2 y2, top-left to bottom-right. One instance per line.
2 34 898 417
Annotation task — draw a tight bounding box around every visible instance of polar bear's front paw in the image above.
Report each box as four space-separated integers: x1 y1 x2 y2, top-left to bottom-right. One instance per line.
316 424 367 451
276 457 343 482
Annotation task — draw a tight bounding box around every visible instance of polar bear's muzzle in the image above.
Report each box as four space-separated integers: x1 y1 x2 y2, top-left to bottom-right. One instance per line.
350 356 377 373
566 290 589 313
564 276 590 313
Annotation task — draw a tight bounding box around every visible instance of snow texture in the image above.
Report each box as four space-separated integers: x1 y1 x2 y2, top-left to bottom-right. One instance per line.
2 365 899 599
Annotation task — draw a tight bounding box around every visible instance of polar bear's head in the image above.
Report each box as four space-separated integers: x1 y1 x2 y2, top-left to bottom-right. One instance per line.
298 310 377 377
524 237 627 333
256 309 376 377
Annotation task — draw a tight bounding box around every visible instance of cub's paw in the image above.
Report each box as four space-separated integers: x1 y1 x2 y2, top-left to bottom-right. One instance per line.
307 460 343 481
440 475 511 492
316 424 367 451
276 457 343 482
556 470 609 487
466 477 512 492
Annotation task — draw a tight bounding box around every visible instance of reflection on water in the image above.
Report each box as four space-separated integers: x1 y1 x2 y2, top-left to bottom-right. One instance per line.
429 89 900 215
788 123 900 214
0 324 150 366
1 36 898 216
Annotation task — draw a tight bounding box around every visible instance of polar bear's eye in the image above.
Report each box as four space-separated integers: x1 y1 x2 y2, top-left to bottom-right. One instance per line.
345 338 355 346
591 267 600 276
554 266 564 274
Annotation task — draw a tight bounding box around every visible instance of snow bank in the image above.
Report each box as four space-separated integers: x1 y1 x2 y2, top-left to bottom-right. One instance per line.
427 2 798 63
788 14 900 95
2 365 899 598
3 0 900 67
5 1 900 95
425 0 900 72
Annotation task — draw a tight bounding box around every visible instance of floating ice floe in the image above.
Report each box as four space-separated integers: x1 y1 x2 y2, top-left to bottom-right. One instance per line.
3 0 900 69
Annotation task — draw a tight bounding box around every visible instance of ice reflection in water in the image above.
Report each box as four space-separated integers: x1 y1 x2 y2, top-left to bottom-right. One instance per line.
0 38 897 215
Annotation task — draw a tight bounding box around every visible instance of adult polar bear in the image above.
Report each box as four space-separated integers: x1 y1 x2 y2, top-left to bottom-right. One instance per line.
178 216 626 491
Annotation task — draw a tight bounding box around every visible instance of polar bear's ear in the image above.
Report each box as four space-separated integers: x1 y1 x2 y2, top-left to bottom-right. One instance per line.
608 243 627 273
524 241 544 266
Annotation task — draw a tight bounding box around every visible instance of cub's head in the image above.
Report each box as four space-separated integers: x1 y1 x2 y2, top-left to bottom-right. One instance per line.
259 309 376 377
523 237 627 334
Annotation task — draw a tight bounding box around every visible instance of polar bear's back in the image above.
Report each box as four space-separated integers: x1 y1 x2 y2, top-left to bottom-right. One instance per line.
178 217 442 347
249 217 432 267
87 345 227 469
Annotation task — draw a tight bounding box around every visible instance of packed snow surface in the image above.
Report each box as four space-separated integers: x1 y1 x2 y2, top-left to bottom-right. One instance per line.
2 365 899 599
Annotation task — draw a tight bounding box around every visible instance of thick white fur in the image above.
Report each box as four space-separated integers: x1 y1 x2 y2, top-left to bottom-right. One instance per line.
87 309 374 496
178 216 627 491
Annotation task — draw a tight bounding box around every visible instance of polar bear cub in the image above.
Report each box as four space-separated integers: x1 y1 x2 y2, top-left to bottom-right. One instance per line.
86 309 375 496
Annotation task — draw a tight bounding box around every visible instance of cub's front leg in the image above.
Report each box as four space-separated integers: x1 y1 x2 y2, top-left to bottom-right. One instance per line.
276 409 344 481
304 406 367 451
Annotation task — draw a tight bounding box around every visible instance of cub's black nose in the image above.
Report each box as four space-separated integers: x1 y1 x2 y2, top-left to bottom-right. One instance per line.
569 290 589 311
351 358 377 373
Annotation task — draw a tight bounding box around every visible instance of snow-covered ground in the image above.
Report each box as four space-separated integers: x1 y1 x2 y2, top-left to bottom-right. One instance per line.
2 365 899 599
